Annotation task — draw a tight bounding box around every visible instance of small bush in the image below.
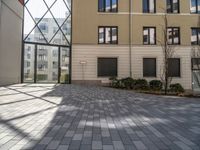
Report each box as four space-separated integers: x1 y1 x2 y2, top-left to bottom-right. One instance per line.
109 77 121 88
149 80 163 91
134 79 149 90
121 77 135 89
169 83 185 93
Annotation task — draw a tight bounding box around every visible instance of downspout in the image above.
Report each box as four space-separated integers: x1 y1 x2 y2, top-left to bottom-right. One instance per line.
129 0 133 77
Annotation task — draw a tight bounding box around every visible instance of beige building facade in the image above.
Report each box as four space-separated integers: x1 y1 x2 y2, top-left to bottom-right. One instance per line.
72 0 200 91
0 0 23 85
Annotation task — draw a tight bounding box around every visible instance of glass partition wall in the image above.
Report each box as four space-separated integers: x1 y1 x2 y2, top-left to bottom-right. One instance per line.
23 0 71 83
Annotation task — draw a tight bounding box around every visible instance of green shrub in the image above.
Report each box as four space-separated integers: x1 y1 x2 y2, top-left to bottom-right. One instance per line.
149 80 163 91
121 77 135 89
134 79 149 90
109 77 122 88
169 83 185 93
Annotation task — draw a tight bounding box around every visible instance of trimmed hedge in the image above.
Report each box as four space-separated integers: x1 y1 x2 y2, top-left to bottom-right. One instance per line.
134 79 149 90
149 80 163 91
169 83 185 93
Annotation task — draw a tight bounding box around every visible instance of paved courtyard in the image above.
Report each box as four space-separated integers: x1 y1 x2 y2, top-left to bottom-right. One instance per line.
0 84 200 150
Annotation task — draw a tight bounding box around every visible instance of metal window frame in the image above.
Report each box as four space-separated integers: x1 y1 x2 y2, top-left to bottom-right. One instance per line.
191 28 200 45
143 27 156 45
98 26 118 44
98 0 118 13
143 0 156 13
167 0 180 13
167 27 181 45
191 0 200 14
192 58 200 70
21 0 72 84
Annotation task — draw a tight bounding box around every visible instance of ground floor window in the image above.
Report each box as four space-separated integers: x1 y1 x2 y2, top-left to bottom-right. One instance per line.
168 58 181 77
97 58 118 77
143 58 156 77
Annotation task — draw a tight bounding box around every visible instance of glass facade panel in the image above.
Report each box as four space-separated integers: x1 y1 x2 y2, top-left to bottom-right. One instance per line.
24 44 35 82
23 0 71 83
24 0 71 46
37 45 58 83
60 47 70 83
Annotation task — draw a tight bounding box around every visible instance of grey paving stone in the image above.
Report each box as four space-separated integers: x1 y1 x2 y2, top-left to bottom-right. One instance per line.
57 145 69 150
133 141 147 150
113 141 125 150
0 84 199 150
103 145 114 150
92 141 103 149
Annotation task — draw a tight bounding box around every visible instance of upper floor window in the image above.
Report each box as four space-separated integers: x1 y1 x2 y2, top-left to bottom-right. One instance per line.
167 27 180 45
143 27 156 45
190 0 200 13
167 0 180 13
143 0 156 13
98 0 118 12
191 28 200 45
98 26 118 44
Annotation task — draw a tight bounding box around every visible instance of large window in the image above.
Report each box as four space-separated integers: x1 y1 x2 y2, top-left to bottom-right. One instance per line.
143 27 156 45
190 0 200 13
98 58 118 77
167 27 180 45
191 28 200 45
98 26 118 44
23 0 71 83
143 58 157 77
168 58 181 77
98 0 118 12
143 0 156 13
167 0 180 13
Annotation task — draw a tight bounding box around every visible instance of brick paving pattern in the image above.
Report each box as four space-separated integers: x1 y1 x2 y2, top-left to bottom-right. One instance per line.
0 84 199 150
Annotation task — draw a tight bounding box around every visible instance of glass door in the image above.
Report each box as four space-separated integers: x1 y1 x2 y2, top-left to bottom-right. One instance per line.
36 45 59 83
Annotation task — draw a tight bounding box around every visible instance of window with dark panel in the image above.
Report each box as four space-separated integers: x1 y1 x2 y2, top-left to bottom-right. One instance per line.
191 28 200 45
143 27 156 45
192 58 200 70
167 27 180 45
98 0 118 12
168 58 181 77
143 58 157 77
98 26 118 44
143 0 156 13
190 0 200 13
167 0 180 13
98 58 118 77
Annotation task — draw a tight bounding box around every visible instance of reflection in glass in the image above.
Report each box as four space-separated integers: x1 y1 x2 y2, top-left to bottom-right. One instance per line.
24 44 35 82
60 47 70 83
105 28 111 44
143 27 155 45
99 28 105 43
191 28 200 45
24 0 71 45
37 45 58 83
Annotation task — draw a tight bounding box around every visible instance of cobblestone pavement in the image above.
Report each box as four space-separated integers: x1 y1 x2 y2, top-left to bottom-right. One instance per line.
0 84 200 150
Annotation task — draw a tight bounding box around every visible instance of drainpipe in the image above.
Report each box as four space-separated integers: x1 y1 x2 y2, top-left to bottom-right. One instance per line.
129 0 133 77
